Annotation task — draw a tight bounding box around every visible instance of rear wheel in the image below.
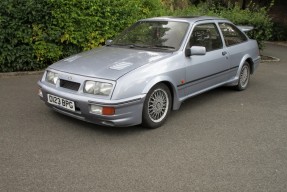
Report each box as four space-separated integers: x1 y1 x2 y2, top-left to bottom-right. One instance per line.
236 62 250 91
142 84 171 129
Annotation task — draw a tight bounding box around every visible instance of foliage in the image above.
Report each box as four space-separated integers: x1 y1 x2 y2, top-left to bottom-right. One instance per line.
0 0 274 72
0 0 166 72
0 0 51 72
270 22 287 41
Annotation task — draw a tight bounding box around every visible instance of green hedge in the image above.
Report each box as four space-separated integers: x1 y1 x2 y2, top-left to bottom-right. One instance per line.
0 0 166 72
0 0 51 72
0 0 273 72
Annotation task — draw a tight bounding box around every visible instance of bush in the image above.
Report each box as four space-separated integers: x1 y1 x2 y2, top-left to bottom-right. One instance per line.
0 0 51 72
270 22 287 41
0 0 167 72
0 0 273 72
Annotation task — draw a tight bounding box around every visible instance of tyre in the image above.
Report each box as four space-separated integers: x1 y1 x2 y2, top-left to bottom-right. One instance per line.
142 83 171 129
236 62 250 91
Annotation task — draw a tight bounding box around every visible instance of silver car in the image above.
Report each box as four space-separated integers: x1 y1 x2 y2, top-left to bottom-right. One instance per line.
38 16 260 128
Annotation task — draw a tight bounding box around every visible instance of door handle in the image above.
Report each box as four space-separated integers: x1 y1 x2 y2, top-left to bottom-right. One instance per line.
222 51 227 56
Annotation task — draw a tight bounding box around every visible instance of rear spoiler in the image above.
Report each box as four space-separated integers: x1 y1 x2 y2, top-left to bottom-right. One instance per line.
237 25 254 32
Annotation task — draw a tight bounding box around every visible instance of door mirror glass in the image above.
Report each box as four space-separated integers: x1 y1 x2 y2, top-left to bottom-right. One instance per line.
186 46 206 57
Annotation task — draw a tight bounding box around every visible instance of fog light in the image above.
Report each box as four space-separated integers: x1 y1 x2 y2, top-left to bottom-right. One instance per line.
90 105 102 115
38 89 43 97
90 105 115 116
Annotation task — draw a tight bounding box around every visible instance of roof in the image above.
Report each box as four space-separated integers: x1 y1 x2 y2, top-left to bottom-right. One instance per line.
140 16 225 23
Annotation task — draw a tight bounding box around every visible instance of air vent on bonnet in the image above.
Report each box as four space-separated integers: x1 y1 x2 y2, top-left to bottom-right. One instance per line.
64 55 81 62
109 62 133 70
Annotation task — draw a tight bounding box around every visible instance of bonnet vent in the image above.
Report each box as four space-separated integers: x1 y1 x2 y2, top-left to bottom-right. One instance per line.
109 62 133 70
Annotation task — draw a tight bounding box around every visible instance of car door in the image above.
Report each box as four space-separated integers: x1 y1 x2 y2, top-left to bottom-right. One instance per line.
183 22 231 96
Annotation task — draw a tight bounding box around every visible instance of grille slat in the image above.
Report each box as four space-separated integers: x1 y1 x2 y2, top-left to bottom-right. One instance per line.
60 79 80 91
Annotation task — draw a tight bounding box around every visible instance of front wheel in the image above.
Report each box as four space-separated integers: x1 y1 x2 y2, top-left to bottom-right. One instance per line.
142 84 171 129
235 62 250 91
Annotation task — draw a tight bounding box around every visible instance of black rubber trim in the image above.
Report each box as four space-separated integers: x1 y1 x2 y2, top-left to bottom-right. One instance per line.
177 66 239 87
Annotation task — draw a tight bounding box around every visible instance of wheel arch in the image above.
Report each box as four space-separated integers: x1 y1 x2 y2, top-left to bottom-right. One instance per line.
236 54 253 77
143 78 181 111
245 57 255 74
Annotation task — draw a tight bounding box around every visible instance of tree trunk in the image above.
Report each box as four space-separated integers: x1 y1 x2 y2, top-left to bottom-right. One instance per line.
242 0 247 9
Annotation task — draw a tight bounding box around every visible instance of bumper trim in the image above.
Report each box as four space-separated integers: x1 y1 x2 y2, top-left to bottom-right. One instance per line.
88 97 144 107
53 107 86 121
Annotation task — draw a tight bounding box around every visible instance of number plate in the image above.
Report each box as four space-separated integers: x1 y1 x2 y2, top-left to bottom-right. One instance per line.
47 94 75 112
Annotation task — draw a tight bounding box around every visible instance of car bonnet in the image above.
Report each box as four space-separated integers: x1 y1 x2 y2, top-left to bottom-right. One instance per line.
49 46 172 81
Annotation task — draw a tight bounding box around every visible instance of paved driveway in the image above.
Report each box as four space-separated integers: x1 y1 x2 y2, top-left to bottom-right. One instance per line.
0 43 287 192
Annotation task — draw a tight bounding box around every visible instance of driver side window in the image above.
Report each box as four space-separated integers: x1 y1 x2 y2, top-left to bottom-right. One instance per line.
189 23 223 52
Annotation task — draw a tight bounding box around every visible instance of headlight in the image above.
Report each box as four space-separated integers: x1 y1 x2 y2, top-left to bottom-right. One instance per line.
84 81 113 96
45 71 59 85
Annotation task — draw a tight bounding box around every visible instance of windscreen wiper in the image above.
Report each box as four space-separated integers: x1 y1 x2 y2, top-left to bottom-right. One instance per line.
111 43 148 49
129 44 149 48
149 45 175 50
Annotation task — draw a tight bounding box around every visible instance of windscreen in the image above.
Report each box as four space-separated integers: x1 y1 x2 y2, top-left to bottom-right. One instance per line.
111 21 189 51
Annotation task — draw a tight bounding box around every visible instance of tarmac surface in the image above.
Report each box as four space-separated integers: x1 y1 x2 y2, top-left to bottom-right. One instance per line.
0 43 286 192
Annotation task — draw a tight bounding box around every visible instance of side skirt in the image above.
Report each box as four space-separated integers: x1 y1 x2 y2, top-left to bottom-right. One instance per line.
178 77 239 103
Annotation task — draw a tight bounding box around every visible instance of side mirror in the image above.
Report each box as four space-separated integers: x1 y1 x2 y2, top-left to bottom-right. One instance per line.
105 40 113 46
185 46 206 57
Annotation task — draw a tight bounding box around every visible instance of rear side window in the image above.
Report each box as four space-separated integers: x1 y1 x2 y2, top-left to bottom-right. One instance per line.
219 23 247 46
189 23 223 52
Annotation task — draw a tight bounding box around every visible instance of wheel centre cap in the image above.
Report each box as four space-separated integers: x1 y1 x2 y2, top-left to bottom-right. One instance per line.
156 102 162 109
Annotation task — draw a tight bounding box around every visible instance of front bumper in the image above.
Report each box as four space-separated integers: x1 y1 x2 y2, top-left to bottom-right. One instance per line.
38 80 146 127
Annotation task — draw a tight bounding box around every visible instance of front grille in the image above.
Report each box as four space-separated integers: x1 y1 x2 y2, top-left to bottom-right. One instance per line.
60 79 80 91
